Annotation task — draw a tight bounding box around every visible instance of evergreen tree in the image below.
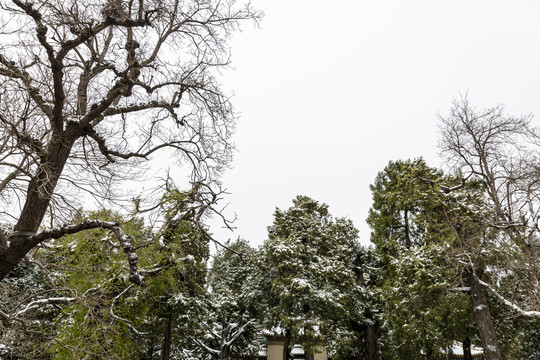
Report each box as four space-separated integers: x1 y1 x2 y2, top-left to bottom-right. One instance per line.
1 185 212 359
195 238 263 360
367 159 484 359
257 196 368 359
50 188 211 359
367 158 449 251
0 260 60 359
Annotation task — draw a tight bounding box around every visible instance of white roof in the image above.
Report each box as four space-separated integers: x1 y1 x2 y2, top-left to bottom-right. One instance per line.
451 341 484 356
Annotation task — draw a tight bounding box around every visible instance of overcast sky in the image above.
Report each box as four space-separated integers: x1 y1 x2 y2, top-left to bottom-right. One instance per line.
204 0 540 248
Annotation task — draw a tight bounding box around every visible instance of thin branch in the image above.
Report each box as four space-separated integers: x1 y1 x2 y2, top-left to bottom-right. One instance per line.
109 283 148 336
14 297 77 319
417 175 468 193
193 338 221 357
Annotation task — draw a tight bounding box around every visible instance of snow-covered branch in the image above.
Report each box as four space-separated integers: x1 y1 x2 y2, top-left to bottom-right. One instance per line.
14 297 77 318
0 309 11 321
0 296 77 325
490 222 526 230
109 284 148 336
28 220 144 285
417 176 468 193
194 317 255 359
475 275 540 319
193 338 221 357
224 319 255 347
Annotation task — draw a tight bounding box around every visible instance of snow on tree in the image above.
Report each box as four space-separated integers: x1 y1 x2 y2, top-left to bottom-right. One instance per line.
367 158 506 359
0 184 213 359
194 238 264 360
0 0 261 281
256 196 369 359
439 98 540 321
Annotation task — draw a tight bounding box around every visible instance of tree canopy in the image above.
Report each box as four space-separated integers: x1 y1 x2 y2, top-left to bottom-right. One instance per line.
257 196 368 358
0 0 261 280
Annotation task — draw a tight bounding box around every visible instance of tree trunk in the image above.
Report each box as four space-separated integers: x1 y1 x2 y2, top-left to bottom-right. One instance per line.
160 316 172 360
463 336 472 360
466 271 503 360
404 209 411 248
221 342 230 360
146 337 155 360
0 130 77 280
364 318 382 360
283 329 291 360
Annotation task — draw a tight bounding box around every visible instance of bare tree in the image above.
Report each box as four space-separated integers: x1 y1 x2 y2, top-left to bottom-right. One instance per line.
439 97 540 359
0 0 261 281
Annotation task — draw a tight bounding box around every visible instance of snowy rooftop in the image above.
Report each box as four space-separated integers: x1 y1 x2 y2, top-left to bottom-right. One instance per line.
451 341 483 356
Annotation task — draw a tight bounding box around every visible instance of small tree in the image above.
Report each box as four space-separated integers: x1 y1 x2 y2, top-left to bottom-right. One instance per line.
194 238 263 360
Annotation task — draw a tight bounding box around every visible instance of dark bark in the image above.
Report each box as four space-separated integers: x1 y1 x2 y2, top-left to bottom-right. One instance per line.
463 336 472 360
364 318 382 360
466 270 503 360
160 316 172 360
404 209 411 248
283 329 291 360
0 128 78 280
14 134 76 232
352 254 381 360
146 337 155 360
0 0 257 283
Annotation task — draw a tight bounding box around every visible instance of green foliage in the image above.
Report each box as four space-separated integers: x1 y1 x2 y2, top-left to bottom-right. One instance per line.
198 238 264 358
208 238 258 311
367 159 488 250
379 244 473 359
0 261 59 359
367 157 540 359
516 319 540 359
41 186 211 359
258 196 366 357
52 302 135 359
52 209 148 288
367 158 442 250
45 210 144 359
368 159 489 359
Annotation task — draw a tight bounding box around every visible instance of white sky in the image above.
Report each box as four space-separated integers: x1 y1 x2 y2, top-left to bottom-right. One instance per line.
205 0 540 247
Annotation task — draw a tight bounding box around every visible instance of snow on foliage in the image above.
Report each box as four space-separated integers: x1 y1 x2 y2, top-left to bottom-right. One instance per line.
257 196 371 357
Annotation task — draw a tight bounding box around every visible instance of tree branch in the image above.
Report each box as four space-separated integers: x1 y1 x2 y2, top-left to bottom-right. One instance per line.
475 275 540 319
14 296 77 319
193 338 221 357
0 53 54 119
417 175 468 193
27 220 144 285
11 0 64 132
109 283 148 336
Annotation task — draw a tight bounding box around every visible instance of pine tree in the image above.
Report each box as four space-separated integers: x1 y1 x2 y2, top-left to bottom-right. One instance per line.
257 196 368 359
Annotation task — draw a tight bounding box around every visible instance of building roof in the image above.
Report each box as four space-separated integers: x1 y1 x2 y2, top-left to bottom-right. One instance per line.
451 341 484 356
